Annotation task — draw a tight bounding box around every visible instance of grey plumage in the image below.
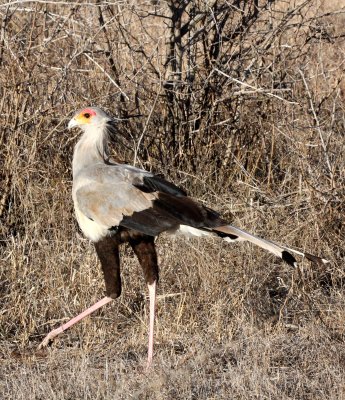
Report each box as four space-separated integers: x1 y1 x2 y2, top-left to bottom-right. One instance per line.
69 106 328 267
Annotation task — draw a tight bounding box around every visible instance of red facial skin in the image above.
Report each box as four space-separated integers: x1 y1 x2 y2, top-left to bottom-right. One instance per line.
81 108 97 117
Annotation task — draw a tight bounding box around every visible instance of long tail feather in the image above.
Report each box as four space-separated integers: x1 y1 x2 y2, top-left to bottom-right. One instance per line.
214 225 329 267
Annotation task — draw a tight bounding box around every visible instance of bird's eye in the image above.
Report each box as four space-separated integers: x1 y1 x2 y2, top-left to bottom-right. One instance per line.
84 113 91 119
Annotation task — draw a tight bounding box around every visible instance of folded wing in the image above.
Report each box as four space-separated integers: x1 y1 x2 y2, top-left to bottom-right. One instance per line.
74 163 328 267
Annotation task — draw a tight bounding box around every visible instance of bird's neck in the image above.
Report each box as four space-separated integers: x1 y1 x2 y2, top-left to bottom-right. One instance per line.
73 126 110 178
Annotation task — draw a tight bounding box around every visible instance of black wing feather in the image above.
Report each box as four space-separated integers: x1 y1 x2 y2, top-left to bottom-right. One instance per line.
134 175 187 197
120 191 224 236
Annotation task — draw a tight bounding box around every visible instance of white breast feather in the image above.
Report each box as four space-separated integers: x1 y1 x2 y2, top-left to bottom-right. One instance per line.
74 205 109 242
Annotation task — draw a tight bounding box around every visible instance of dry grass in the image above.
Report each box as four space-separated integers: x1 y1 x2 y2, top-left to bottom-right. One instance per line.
1 1 345 399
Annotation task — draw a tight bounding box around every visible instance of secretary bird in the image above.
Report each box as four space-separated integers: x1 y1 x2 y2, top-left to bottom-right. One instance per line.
39 107 328 367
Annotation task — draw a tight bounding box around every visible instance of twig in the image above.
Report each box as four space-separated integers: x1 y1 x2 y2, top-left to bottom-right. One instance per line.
214 68 298 104
298 68 334 186
133 82 161 166
84 53 129 101
0 1 118 7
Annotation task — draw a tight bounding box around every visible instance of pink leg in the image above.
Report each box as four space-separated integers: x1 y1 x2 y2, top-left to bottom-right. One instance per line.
38 296 113 349
146 280 156 369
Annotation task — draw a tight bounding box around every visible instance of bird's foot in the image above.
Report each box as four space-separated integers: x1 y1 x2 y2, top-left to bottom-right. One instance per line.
38 327 63 349
145 355 153 372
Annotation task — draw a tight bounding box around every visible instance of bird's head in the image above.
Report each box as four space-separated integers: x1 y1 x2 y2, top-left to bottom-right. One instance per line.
68 107 113 132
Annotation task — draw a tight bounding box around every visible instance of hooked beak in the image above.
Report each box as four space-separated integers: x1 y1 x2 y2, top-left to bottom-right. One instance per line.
68 118 78 130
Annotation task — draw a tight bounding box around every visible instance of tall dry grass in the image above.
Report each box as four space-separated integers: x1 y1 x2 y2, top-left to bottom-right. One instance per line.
1 1 344 399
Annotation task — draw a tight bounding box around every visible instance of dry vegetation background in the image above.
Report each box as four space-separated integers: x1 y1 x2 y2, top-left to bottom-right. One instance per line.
1 0 345 399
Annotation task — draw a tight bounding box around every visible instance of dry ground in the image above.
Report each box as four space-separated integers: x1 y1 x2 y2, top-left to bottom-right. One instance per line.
1 1 345 399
